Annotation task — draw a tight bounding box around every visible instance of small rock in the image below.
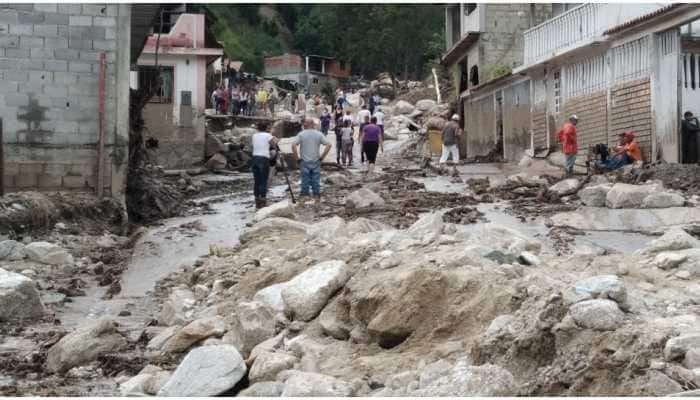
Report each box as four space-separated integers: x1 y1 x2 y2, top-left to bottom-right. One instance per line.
518 251 540 266
569 299 624 331
676 270 692 280
23 242 74 265
549 178 580 196
254 200 295 222
161 316 227 353
158 287 196 326
642 228 700 254
410 361 516 396
654 252 689 270
574 275 627 307
249 350 297 383
345 188 385 209
158 345 247 396
146 325 181 352
223 301 276 356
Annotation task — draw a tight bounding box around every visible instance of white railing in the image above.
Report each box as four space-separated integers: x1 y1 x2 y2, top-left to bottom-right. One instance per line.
523 3 666 67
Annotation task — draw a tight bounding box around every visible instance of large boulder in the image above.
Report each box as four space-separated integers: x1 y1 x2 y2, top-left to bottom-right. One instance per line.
640 228 700 254
415 99 437 112
282 260 350 321
410 361 516 396
249 350 298 383
548 178 581 196
318 297 352 340
425 116 447 130
205 133 226 158
306 216 347 241
161 316 227 354
239 218 308 244
345 188 385 209
158 287 196 326
281 371 353 396
569 299 624 331
46 319 128 373
23 242 73 265
0 268 44 321
578 184 612 207
406 212 445 242
158 345 247 396
605 183 662 208
254 200 295 222
394 100 415 115
0 240 26 261
465 224 542 256
642 192 686 209
574 274 627 307
223 301 276 356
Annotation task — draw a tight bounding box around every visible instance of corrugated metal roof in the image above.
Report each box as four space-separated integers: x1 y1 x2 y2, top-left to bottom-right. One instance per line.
603 4 681 35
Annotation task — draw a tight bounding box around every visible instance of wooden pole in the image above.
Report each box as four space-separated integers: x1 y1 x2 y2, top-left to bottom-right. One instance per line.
432 67 442 104
97 53 106 197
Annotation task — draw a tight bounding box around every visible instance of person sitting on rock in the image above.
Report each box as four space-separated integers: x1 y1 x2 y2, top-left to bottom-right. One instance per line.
596 131 642 171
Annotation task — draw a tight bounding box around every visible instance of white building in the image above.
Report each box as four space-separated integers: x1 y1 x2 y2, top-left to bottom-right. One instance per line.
516 3 700 163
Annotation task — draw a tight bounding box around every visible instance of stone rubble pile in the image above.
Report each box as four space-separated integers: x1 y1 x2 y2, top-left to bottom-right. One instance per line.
92 204 700 397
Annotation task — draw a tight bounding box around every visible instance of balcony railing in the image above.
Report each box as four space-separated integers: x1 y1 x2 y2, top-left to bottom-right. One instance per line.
523 3 666 67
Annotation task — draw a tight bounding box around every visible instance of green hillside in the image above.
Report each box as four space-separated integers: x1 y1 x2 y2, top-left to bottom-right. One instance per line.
197 4 444 80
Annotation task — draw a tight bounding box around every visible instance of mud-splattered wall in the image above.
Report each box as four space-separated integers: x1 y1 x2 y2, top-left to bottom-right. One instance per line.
0 3 130 199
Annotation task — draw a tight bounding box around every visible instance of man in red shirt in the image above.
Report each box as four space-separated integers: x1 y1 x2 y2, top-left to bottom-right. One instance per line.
557 115 578 177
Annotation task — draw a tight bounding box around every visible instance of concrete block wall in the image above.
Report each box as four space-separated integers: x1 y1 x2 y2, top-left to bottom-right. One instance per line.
610 79 652 161
561 90 608 156
479 4 552 82
0 3 130 197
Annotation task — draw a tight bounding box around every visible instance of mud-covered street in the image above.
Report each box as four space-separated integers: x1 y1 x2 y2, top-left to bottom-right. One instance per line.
4 125 700 396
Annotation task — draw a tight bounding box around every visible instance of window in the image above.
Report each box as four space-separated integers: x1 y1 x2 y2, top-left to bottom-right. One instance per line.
138 65 174 103
312 77 319 84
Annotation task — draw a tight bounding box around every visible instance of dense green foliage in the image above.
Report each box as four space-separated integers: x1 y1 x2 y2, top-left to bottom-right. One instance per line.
199 4 444 80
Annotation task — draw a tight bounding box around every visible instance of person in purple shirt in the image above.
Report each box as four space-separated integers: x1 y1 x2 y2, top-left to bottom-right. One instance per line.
359 116 383 174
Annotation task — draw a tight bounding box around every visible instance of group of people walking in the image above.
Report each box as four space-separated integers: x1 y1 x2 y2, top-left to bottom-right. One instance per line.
212 85 277 117
329 104 386 169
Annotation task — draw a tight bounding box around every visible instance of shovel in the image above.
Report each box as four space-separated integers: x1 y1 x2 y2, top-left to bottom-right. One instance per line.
276 145 296 204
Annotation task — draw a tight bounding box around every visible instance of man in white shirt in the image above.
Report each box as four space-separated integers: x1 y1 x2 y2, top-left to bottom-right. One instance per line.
251 121 278 208
373 106 385 136
356 104 371 128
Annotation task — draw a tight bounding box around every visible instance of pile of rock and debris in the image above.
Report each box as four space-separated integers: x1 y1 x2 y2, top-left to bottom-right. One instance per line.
73 200 700 397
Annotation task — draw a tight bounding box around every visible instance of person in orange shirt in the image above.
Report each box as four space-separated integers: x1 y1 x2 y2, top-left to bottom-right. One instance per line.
597 131 642 170
557 115 578 177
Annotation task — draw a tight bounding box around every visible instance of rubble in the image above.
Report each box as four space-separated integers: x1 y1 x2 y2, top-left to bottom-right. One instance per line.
23 242 74 266
345 188 385 209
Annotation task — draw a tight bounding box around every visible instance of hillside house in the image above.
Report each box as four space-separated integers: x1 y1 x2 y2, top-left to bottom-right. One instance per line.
134 13 223 168
263 53 351 94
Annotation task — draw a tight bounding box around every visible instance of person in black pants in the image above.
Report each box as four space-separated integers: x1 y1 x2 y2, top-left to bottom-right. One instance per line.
682 111 700 164
251 121 277 208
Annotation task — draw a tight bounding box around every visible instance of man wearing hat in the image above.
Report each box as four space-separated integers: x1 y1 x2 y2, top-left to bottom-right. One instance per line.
440 114 463 176
557 115 579 177
596 131 641 170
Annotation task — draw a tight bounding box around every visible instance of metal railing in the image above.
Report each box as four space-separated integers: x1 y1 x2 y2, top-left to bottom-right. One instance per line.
523 4 602 66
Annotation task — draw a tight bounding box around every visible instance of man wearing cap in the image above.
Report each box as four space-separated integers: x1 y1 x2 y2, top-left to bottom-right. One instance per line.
557 115 578 177
440 114 463 176
682 111 700 163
